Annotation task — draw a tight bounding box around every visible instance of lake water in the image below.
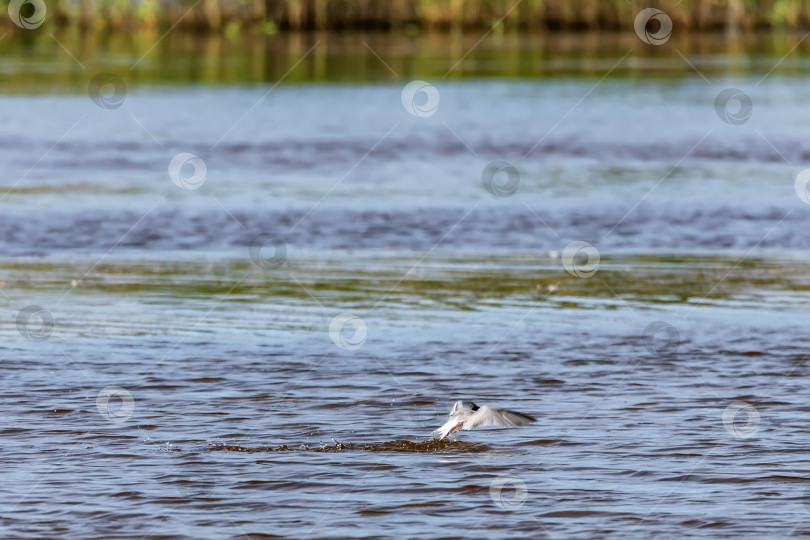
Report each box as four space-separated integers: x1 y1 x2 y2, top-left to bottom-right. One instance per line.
3 30 810 538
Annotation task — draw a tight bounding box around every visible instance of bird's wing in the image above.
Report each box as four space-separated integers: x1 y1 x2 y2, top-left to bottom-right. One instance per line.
450 400 466 415
433 416 461 439
462 406 535 430
433 407 477 439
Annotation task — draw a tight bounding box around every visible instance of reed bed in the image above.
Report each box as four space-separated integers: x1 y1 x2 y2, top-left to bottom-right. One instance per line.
2 0 810 33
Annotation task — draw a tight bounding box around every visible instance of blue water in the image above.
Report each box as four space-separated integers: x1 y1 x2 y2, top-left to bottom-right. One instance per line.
2 32 810 539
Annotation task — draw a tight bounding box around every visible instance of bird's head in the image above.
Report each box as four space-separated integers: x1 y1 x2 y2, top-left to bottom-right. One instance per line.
451 400 479 414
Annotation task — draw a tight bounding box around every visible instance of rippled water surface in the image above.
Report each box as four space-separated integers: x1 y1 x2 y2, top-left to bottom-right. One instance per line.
3 31 810 539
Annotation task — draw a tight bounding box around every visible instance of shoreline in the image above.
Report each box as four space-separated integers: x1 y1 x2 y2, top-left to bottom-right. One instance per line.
4 0 810 35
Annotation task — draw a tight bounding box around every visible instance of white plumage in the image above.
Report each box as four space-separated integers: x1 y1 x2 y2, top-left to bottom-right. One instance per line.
433 400 535 439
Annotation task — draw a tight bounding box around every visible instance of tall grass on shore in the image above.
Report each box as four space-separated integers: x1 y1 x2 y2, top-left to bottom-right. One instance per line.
2 0 810 33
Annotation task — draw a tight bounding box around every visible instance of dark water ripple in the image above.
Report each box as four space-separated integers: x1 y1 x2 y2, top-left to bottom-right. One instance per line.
7 127 810 174
1 203 809 257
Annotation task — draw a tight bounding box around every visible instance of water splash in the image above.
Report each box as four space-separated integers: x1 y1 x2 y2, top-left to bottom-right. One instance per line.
209 439 490 454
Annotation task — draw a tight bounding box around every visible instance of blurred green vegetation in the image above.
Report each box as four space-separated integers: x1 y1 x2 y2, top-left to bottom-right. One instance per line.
4 29 810 92
1 254 805 310
1 0 810 33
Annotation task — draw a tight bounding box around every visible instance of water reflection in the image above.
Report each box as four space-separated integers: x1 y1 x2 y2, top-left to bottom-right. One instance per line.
4 30 810 92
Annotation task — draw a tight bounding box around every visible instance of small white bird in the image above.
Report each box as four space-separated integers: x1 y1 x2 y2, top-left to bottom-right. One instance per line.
433 400 535 440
